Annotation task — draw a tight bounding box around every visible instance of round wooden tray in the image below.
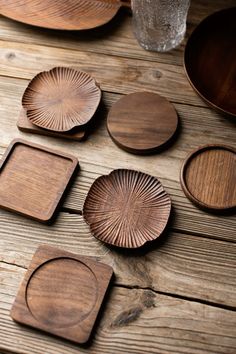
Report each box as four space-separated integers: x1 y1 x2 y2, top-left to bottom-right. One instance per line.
107 92 178 154
22 67 101 132
180 145 236 212
83 169 171 248
184 8 236 117
0 0 130 30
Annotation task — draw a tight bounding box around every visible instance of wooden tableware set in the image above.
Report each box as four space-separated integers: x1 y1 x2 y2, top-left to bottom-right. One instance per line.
0 2 235 345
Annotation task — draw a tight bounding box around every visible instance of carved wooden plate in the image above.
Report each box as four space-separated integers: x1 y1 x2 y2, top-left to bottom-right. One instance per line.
0 0 130 30
83 169 171 248
11 245 113 344
180 144 236 212
184 8 236 117
22 67 101 132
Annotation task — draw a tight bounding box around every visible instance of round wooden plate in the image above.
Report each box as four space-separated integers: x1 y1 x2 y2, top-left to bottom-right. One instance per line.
107 92 178 154
184 8 236 117
0 0 130 30
83 169 171 248
22 67 101 132
180 145 236 212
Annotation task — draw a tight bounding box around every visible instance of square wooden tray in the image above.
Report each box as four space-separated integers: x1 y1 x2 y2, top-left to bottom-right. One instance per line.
0 139 78 222
17 109 86 141
11 245 113 344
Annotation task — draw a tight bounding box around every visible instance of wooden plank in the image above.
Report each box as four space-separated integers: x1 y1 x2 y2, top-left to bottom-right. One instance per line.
0 39 206 107
0 0 234 66
0 210 235 308
0 262 236 354
0 76 235 242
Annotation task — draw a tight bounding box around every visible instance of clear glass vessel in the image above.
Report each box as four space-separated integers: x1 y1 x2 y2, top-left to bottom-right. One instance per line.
131 0 190 52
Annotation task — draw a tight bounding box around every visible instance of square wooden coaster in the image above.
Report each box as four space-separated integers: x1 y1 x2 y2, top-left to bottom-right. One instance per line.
11 245 113 344
17 109 86 141
0 139 78 222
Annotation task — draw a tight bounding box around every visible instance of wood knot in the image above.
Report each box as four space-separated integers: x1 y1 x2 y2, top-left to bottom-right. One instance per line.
111 306 142 327
154 70 162 79
6 52 16 60
142 290 156 308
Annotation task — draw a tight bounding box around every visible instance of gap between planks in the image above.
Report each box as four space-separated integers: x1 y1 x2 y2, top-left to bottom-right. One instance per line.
0 259 235 313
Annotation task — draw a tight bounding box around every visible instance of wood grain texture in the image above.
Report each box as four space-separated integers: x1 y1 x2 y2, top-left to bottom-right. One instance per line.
0 77 235 243
0 40 204 107
1 262 236 354
0 1 235 66
17 109 86 141
0 211 235 308
83 169 171 248
22 67 101 132
107 92 178 154
0 0 236 351
11 245 113 344
0 139 78 222
185 7 236 117
181 145 236 212
0 0 130 30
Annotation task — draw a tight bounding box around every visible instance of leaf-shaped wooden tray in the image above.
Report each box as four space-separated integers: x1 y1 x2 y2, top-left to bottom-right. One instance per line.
22 67 101 132
0 0 130 30
83 169 171 248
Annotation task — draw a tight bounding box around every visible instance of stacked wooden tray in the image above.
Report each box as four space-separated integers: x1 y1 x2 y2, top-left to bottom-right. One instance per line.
18 67 102 140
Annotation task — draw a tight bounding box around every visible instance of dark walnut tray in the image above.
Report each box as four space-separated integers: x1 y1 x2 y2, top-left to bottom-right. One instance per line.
11 245 113 344
17 109 86 141
83 169 171 248
180 144 236 213
0 139 78 222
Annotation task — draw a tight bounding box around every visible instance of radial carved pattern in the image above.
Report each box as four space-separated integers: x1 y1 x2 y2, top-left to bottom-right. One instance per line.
83 169 171 248
0 0 127 30
22 67 101 132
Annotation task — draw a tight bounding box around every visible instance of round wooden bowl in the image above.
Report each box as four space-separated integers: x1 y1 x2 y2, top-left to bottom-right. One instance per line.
184 8 236 117
83 169 171 248
0 0 130 30
107 92 178 155
22 67 101 132
180 144 236 213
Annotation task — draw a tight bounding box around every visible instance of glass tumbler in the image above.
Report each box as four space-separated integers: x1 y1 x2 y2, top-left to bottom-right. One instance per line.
131 0 190 52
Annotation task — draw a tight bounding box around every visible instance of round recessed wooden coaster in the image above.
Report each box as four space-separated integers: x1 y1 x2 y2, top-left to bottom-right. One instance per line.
107 92 178 154
180 145 236 212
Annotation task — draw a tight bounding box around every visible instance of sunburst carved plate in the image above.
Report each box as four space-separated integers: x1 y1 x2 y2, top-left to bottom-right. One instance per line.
83 169 171 248
22 67 101 132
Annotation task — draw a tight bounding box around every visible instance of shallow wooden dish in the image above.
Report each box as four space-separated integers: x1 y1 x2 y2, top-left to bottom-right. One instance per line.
11 245 113 344
22 67 101 132
83 169 171 248
184 8 236 117
0 139 78 222
0 0 130 30
107 92 178 155
180 144 236 213
17 109 86 141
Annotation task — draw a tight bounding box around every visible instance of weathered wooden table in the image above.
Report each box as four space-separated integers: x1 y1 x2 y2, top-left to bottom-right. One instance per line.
0 1 235 353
